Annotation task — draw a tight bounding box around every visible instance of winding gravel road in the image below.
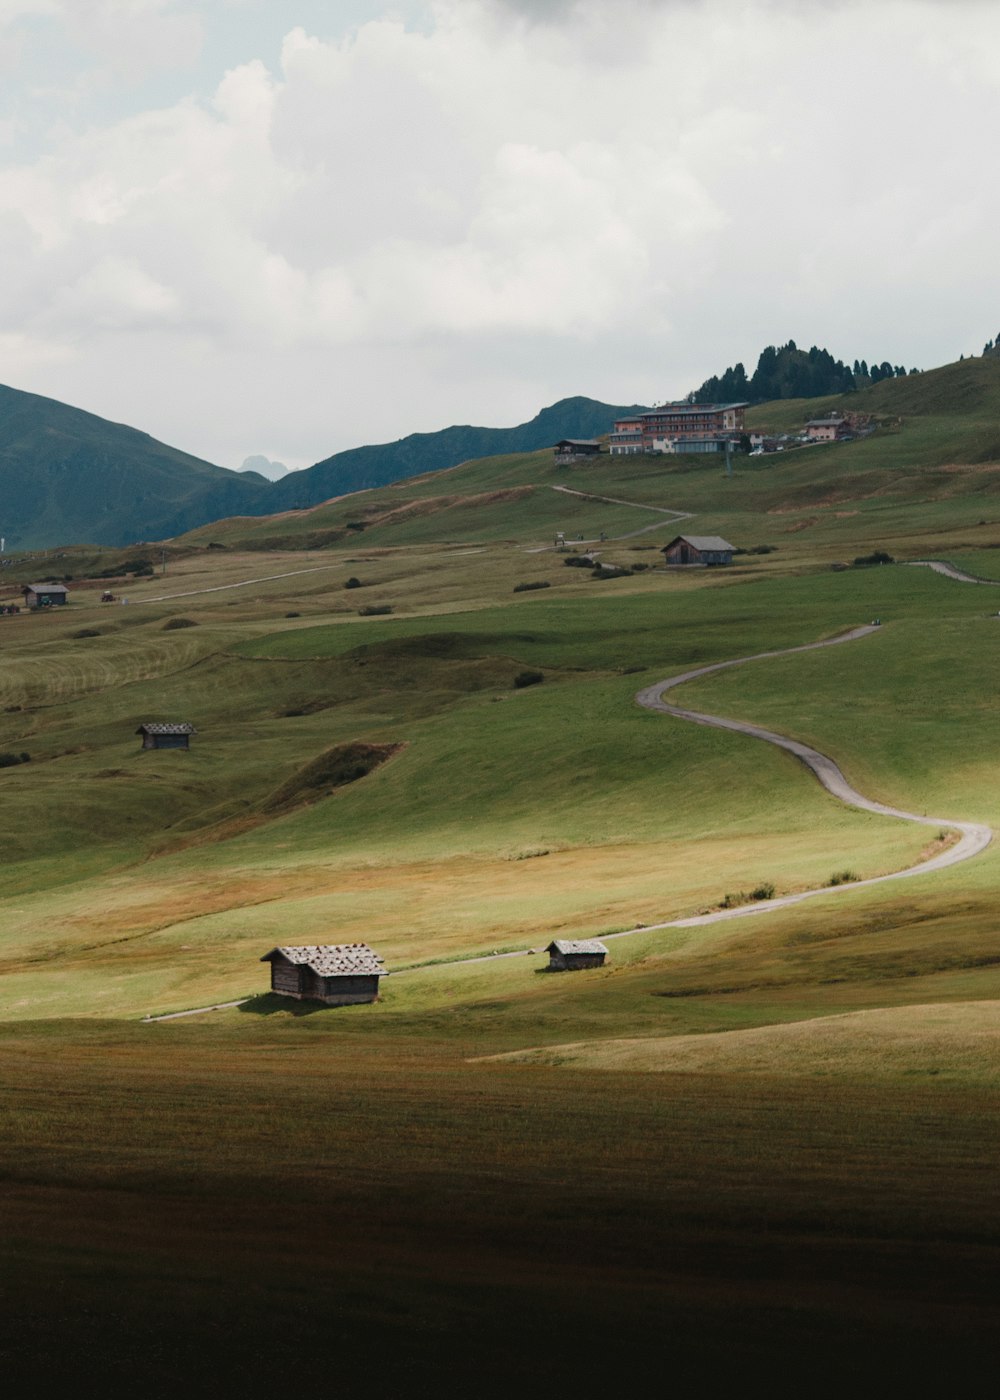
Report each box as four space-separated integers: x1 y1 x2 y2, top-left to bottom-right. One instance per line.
629 625 992 931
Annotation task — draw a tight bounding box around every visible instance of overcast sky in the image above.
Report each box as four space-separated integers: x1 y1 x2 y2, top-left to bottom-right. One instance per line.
1 0 998 471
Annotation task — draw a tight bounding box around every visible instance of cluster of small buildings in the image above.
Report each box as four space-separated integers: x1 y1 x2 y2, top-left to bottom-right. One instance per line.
556 406 874 462
750 413 867 455
260 939 611 1006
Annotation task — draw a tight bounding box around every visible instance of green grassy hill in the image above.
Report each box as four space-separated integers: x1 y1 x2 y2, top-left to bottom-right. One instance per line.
174 356 1000 563
3 357 1000 1389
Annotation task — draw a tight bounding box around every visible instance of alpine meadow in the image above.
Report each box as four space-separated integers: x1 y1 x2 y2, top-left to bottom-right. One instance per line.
2 356 1000 1391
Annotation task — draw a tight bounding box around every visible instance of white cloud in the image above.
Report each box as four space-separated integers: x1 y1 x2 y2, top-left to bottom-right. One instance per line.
59 1 204 78
1 0 1000 468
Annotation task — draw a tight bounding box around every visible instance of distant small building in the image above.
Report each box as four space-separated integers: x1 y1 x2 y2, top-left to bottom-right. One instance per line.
261 944 386 1005
23 583 68 608
554 439 602 461
546 939 608 971
662 534 735 566
805 416 849 442
136 722 196 750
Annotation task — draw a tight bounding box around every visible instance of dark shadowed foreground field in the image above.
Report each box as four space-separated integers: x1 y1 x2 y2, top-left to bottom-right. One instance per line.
2 1016 999 1396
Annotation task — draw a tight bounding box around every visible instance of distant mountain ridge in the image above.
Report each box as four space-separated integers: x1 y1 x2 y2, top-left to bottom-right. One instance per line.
0 385 643 549
270 396 646 509
0 383 271 551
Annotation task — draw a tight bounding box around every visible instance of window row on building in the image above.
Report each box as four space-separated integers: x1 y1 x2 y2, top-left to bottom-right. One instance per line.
608 402 748 456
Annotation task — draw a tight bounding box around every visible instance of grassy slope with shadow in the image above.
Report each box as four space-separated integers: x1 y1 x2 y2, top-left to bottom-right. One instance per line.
3 367 1000 1388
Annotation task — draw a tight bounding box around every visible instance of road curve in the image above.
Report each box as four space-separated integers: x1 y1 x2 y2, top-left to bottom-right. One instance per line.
631 626 992 930
907 559 1000 586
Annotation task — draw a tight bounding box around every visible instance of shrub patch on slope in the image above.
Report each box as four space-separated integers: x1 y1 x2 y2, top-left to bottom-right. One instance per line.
263 742 402 814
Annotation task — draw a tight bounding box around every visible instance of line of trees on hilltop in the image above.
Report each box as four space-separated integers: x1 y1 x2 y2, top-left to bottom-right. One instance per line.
690 341 918 405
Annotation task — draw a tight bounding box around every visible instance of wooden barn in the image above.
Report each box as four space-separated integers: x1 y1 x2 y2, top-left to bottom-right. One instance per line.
260 944 386 1005
22 583 68 608
662 534 735 567
136 721 196 750
546 939 608 971
554 439 602 461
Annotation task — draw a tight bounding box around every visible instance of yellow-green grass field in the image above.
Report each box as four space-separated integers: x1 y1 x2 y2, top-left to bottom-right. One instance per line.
3 406 1000 1389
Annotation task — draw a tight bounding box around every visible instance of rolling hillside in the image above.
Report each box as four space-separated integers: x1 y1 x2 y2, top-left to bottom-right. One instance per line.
169 356 1000 560
0 383 270 549
0 383 643 549
2 388 1000 1387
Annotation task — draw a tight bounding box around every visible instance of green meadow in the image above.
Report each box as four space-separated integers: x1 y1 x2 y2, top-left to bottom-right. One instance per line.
2 359 1000 1389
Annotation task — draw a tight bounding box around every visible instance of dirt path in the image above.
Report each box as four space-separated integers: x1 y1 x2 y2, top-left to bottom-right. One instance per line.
907 559 1000 585
137 563 341 604
521 486 692 552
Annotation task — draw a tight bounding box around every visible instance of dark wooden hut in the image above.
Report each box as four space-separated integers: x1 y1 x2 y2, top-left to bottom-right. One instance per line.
23 583 68 608
136 721 196 750
554 439 602 461
661 535 734 566
546 938 608 971
260 944 385 1005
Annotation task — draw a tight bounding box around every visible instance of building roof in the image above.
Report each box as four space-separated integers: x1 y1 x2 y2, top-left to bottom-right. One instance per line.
806 416 845 427
640 402 748 417
547 939 609 956
135 722 197 735
24 582 68 594
261 943 386 976
663 535 735 553
555 438 600 448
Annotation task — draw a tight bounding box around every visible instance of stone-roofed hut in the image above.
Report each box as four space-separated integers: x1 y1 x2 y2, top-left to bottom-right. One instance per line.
23 583 68 608
662 535 735 566
136 721 196 750
546 939 608 971
261 944 386 1005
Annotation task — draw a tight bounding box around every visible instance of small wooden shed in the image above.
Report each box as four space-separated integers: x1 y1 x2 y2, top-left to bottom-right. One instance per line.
136 721 196 750
662 535 735 567
260 944 385 1005
546 939 608 971
23 583 68 608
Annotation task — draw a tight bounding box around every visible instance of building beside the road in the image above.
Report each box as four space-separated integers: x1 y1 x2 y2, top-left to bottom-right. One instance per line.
546 939 608 971
22 583 68 608
136 721 197 750
608 403 748 456
804 415 850 442
662 535 735 567
260 944 386 1005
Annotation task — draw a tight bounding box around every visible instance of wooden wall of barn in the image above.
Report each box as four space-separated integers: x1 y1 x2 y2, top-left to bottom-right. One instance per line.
270 961 305 996
315 973 380 1005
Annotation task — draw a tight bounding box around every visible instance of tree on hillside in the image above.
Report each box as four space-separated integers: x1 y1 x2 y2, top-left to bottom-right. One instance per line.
690 344 921 404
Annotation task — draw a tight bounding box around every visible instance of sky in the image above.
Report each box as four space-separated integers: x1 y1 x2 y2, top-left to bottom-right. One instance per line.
1 0 999 471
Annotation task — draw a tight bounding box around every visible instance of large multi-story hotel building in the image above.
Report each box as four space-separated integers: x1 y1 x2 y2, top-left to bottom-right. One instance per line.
608 402 748 455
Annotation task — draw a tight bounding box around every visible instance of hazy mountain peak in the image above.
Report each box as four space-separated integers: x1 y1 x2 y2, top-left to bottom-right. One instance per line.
239 454 290 480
